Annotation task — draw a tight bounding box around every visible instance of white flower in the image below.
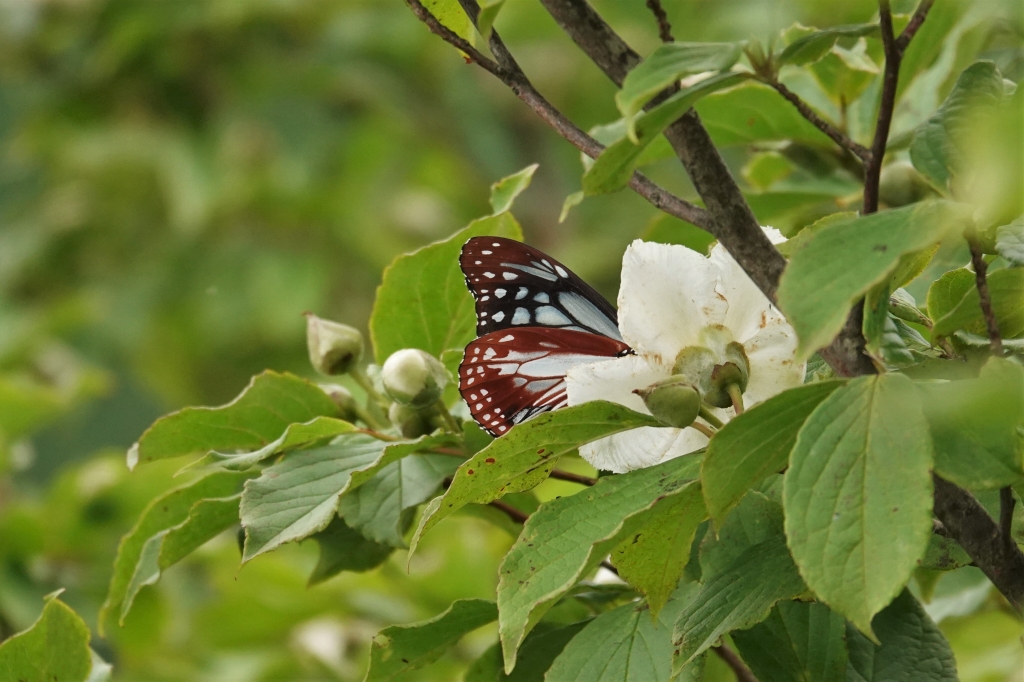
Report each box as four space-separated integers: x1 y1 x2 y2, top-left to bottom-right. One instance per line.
566 230 803 473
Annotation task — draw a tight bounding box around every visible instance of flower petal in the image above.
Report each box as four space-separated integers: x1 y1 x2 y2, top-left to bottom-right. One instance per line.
565 353 668 414
742 319 804 406
617 240 724 364
579 426 707 473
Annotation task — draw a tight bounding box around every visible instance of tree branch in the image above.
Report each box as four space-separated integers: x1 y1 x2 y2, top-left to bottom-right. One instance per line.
713 645 761 682
761 78 871 163
896 0 936 52
1000 488 1016 553
966 230 1004 356
549 469 598 486
645 0 674 43
933 475 1024 611
490 499 530 524
405 0 711 229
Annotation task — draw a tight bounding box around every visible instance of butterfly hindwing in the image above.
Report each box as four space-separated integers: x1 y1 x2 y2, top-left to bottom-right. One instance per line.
459 327 629 436
460 237 623 341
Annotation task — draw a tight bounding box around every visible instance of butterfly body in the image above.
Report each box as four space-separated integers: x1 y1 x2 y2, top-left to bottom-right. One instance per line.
458 237 630 436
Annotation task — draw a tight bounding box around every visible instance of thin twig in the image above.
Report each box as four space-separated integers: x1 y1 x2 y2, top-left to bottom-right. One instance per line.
762 78 871 162
966 230 1004 356
864 0 934 213
896 0 936 51
490 499 530 524
600 560 619 574
1000 487 1017 552
863 0 899 214
713 645 760 682
407 0 711 230
645 0 674 42
549 469 598 486
691 421 716 439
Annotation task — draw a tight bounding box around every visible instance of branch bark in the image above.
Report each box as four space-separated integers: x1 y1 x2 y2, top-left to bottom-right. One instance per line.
762 78 871 163
713 645 761 682
966 230 1004 356
645 0 674 43
933 475 1024 611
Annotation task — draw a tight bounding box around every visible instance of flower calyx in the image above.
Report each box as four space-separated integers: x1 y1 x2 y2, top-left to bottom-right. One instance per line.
305 313 364 376
381 349 449 408
633 375 702 429
672 325 750 409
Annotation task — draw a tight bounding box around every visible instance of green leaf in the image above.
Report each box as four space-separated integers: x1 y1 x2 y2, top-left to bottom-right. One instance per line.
307 516 394 586
586 120 676 170
910 61 1006 192
121 495 240 623
695 83 834 147
583 72 749 195
671 534 807 670
241 433 448 561
730 600 848 682
422 0 475 44
777 201 967 359
932 266 1024 338
777 23 879 67
467 621 590 682
410 402 658 554
365 599 498 682
475 0 506 42
640 213 716 254
920 357 1024 490
996 216 1024 265
925 267 975 322
0 596 93 682
611 482 707 620
559 191 585 223
702 381 845 524
783 374 934 636
127 371 339 469
190 416 357 472
99 471 248 634
490 164 538 215
918 534 971 571
699 491 785 577
616 42 743 124
370 213 523 363
845 590 958 682
809 38 878 106
339 453 460 547
889 288 932 328
864 284 916 368
546 583 703 682
497 454 702 672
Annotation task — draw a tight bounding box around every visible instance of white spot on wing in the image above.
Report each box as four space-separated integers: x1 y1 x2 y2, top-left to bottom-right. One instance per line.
498 334 514 342
503 272 518 280
555 265 568 277
515 287 529 300
512 308 531 325
495 289 507 298
492 311 505 322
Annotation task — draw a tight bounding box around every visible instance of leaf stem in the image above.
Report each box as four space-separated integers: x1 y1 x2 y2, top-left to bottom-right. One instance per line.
760 77 871 163
726 384 745 415
549 469 598 486
352 402 386 431
350 365 392 421
690 421 717 439
434 400 463 434
713 645 760 682
698 405 725 429
1001 487 1016 552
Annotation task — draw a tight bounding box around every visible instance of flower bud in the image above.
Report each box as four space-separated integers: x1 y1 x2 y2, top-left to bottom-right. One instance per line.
389 402 434 439
673 326 751 409
381 349 448 407
633 376 701 429
305 313 364 376
320 384 358 422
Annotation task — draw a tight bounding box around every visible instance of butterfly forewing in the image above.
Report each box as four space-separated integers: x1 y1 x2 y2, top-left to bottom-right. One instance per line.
459 328 629 436
460 237 623 341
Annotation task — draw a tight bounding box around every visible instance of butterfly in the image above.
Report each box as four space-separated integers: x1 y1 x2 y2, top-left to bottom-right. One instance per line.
458 237 631 436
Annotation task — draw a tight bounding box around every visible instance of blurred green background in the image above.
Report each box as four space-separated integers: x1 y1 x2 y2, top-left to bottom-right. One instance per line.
0 0 1021 679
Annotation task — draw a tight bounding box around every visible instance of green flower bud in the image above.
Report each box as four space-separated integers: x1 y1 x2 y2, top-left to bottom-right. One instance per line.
633 376 702 429
305 313 364 376
381 349 448 407
673 326 751 408
389 402 434 439
320 384 358 422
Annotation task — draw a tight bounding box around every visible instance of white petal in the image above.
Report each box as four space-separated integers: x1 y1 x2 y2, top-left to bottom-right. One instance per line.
708 246 777 343
580 427 707 473
565 353 668 414
742 319 804 406
618 240 725 364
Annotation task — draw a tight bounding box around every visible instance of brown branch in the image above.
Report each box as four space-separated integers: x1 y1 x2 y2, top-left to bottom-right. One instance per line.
645 0 674 43
407 0 711 230
1000 488 1016 553
549 469 598 486
933 475 1024 612
966 230 1004 355
863 1 899 214
490 499 530 524
762 78 871 163
896 0 936 52
713 645 760 682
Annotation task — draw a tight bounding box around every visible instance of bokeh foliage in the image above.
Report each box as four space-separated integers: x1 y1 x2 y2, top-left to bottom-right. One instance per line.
0 0 1022 680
